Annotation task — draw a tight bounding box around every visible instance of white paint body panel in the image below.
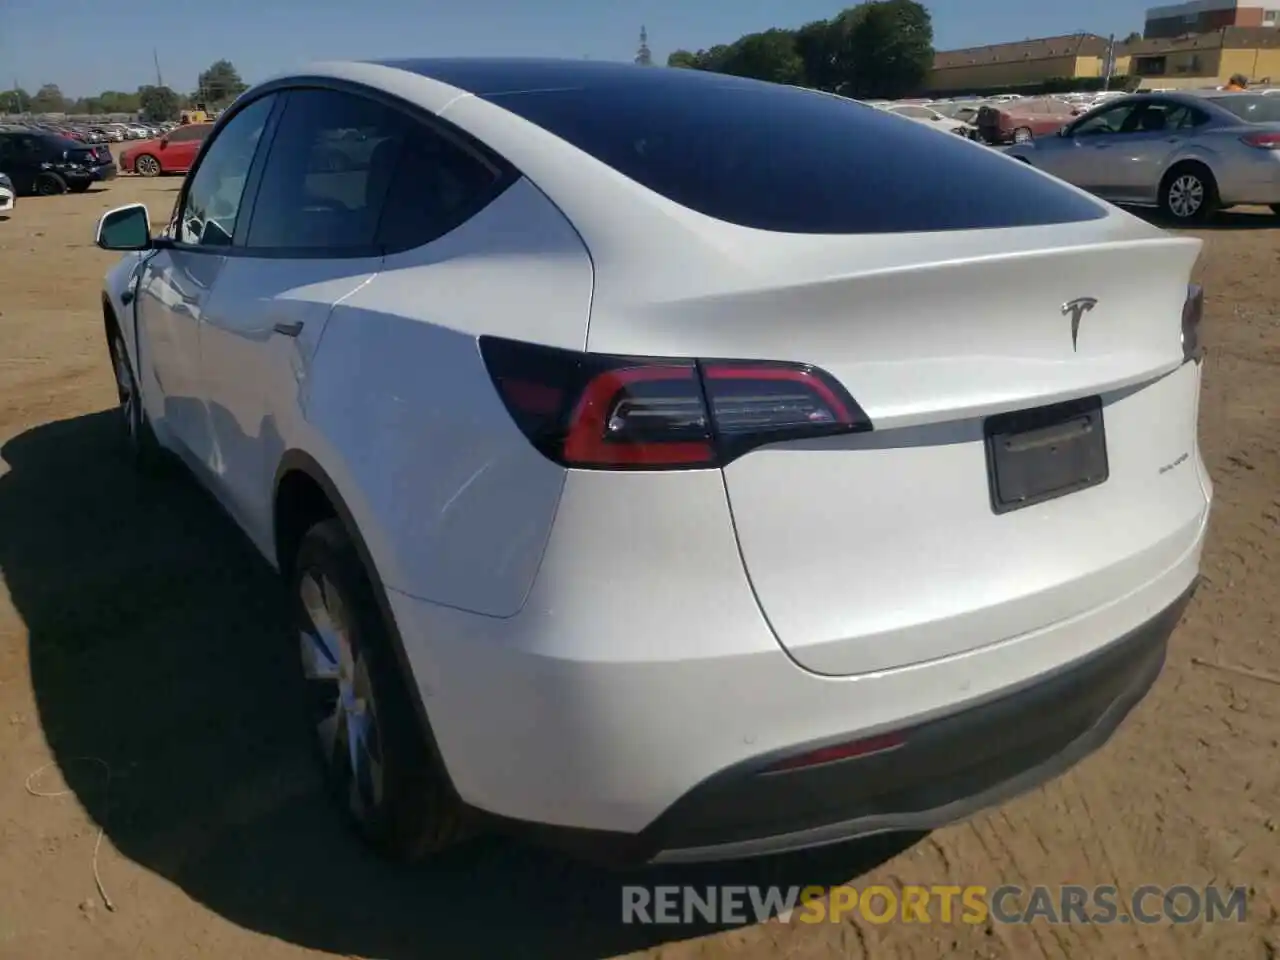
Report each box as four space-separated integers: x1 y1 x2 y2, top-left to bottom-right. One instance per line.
101 59 1213 841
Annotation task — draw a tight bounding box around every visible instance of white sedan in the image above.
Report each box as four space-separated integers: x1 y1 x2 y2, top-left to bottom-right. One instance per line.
884 102 978 137
94 58 1210 865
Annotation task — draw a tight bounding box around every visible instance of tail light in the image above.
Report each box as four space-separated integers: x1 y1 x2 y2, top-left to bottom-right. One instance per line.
478 336 872 470
1240 131 1280 149
1182 283 1204 363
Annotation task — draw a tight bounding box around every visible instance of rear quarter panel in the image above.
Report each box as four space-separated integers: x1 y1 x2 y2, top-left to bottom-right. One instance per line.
293 177 594 617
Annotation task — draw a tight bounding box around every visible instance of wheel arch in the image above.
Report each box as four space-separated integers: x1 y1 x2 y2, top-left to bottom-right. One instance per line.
273 449 372 584
1161 156 1218 191
272 448 466 799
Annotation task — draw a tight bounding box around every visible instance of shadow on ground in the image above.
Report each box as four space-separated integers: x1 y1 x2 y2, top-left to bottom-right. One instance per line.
0 410 918 960
1126 205 1280 231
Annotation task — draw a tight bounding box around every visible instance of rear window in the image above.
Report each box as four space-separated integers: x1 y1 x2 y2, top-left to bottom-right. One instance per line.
39 135 82 154
484 75 1105 233
1205 94 1280 123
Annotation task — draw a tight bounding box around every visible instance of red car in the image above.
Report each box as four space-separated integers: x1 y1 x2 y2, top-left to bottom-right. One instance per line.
977 98 1078 145
119 123 213 177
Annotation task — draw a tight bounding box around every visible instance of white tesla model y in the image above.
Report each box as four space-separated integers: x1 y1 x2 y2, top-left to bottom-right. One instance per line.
95 58 1212 864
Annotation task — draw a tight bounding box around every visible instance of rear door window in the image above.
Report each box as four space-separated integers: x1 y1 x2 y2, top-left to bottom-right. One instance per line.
168 125 211 143
482 72 1106 234
376 122 509 252
243 88 406 253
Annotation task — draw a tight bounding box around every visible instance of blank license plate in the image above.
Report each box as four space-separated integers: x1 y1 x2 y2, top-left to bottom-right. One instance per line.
984 396 1109 514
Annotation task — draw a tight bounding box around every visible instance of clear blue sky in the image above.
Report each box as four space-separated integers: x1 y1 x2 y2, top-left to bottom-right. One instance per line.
3 0 1154 97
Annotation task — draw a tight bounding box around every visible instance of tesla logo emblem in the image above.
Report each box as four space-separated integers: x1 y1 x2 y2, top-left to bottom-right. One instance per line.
1062 297 1098 351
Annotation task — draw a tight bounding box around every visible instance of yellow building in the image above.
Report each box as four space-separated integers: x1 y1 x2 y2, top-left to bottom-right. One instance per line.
928 33 1113 93
928 27 1280 94
1118 26 1280 86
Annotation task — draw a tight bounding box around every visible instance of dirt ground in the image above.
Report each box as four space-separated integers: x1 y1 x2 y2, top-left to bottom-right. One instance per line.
0 162 1277 960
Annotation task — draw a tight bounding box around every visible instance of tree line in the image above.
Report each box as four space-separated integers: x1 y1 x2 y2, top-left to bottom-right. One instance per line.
1 59 249 122
667 0 934 100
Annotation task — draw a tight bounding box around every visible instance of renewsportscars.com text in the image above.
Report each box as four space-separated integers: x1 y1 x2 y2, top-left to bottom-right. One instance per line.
621 884 1248 926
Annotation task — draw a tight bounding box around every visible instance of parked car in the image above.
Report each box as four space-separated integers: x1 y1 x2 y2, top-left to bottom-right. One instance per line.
119 123 213 176
0 127 117 195
928 100 985 125
0 171 14 214
1006 91 1280 222
883 103 977 137
978 97 1078 143
95 58 1209 866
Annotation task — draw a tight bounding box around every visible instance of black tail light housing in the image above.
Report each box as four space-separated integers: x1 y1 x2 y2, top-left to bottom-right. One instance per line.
1182 283 1204 363
479 336 873 470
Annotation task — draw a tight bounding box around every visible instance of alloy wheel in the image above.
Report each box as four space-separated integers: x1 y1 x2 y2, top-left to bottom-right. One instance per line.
299 570 385 821
1168 175 1204 219
135 155 160 177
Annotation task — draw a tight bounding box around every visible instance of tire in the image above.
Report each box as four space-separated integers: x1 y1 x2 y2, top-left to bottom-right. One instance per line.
134 154 161 177
293 519 471 861
1012 126 1033 143
107 329 164 471
35 173 67 196
1160 164 1217 224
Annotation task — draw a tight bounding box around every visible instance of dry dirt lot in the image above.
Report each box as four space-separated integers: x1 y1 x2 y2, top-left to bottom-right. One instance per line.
0 168 1277 960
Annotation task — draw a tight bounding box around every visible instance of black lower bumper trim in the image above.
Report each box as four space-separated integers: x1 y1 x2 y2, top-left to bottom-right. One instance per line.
485 580 1198 865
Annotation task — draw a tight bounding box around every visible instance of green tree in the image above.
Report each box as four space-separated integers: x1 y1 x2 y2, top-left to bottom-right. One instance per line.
1123 31 1143 44
666 44 732 71
836 0 934 99
795 18 844 91
138 85 181 122
29 83 67 113
667 1 934 96
718 29 805 85
97 90 141 114
195 59 248 106
0 88 31 114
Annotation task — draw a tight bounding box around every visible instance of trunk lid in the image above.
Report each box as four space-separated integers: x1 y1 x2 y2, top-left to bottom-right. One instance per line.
586 222 1207 676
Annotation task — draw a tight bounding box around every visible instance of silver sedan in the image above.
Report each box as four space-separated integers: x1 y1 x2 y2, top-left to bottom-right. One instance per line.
1005 91 1280 222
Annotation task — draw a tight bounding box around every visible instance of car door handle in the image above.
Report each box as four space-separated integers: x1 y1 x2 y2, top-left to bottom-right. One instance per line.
272 321 305 337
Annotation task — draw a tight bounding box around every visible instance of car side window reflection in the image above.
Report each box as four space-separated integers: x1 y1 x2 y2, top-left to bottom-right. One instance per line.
177 95 275 247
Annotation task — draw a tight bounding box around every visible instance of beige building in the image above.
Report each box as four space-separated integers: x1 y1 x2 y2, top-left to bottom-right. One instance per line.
1145 0 1280 40
1121 26 1280 85
928 27 1280 93
928 34 1114 93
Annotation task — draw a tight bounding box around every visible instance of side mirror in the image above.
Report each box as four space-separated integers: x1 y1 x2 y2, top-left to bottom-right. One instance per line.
96 203 152 251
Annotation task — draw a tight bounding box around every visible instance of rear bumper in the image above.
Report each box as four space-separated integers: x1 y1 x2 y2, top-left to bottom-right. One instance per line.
383 474 1208 860
641 579 1193 863
392 574 1199 865
63 163 116 185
